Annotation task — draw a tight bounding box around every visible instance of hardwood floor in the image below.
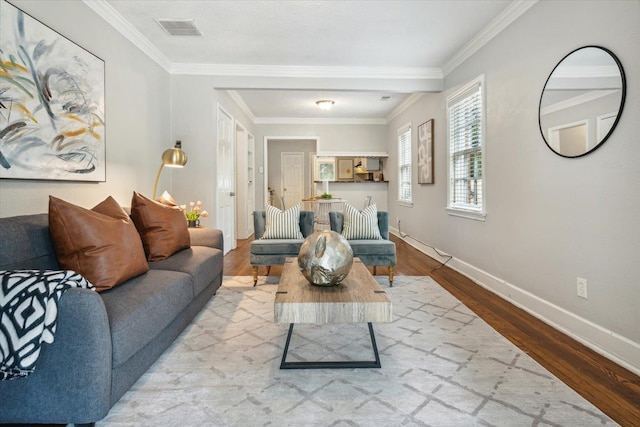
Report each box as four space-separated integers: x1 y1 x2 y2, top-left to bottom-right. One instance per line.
224 234 640 426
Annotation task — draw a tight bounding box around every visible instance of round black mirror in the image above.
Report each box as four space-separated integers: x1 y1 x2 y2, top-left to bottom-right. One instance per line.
538 46 626 158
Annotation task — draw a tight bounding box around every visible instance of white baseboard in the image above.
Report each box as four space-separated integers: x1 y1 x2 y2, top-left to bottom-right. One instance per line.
390 227 640 376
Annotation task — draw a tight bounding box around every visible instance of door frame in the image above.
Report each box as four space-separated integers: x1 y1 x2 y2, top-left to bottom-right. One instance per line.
216 103 236 253
263 136 320 210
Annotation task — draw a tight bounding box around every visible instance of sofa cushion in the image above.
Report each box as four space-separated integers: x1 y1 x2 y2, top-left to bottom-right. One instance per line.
130 192 190 261
149 246 223 297
341 203 382 240
48 196 149 292
99 269 193 367
261 204 304 239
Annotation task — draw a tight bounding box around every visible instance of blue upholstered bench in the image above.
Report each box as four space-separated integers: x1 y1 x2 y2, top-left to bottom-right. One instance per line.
329 210 397 286
250 210 314 285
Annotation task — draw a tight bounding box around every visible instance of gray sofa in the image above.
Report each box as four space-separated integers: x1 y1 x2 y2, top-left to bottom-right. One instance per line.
0 213 224 426
329 210 396 285
249 210 314 285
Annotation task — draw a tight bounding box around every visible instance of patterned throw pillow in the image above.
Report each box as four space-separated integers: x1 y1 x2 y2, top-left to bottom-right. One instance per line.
261 203 304 239
342 203 382 240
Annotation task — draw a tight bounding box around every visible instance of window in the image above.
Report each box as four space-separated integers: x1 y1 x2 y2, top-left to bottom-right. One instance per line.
447 75 486 220
397 123 412 205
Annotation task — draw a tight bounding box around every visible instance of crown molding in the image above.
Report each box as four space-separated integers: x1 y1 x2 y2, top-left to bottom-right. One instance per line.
553 66 620 79
171 63 441 80
385 93 425 123
82 0 172 72
226 90 257 123
253 117 387 125
442 0 538 76
540 89 618 116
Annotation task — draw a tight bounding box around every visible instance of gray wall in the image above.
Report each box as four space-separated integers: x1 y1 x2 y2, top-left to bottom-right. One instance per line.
0 0 171 215
387 0 639 371
169 79 255 228
267 139 316 208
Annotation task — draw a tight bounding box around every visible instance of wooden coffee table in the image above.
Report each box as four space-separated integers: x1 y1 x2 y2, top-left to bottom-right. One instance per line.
274 257 392 369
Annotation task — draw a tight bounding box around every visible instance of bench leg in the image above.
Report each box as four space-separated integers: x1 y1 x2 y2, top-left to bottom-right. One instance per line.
389 266 394 287
252 266 259 286
266 265 271 276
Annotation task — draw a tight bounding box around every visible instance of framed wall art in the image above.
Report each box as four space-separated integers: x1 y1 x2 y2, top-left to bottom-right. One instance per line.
314 156 336 181
0 1 106 181
417 119 434 184
337 158 354 180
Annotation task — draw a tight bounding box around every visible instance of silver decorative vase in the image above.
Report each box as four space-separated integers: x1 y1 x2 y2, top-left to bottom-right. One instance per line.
298 230 353 286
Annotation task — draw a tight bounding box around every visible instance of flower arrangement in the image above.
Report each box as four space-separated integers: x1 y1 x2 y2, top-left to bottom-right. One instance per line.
180 201 208 221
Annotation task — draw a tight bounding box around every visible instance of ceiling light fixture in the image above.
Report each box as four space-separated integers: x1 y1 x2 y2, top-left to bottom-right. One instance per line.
316 100 335 111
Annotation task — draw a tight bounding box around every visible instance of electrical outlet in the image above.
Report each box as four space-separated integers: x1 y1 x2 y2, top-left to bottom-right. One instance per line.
577 277 588 299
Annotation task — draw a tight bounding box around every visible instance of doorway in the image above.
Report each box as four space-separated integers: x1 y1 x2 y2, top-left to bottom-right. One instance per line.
217 105 235 254
263 137 318 210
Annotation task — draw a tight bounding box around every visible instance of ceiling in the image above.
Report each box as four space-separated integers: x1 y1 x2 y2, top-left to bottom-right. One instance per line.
93 0 533 122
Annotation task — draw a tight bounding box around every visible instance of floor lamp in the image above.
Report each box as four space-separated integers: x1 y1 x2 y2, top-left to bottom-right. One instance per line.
152 141 188 199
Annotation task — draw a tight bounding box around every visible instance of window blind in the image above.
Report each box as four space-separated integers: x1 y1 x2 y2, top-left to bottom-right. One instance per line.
448 81 483 212
398 125 412 203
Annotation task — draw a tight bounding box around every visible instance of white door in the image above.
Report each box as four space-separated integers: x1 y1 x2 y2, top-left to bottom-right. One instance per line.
217 106 235 253
281 152 304 209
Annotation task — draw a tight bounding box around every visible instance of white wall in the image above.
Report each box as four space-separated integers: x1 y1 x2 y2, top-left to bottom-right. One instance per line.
387 0 640 372
0 0 171 215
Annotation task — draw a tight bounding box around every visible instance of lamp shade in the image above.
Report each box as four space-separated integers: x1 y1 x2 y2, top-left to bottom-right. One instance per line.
153 141 188 199
161 147 188 167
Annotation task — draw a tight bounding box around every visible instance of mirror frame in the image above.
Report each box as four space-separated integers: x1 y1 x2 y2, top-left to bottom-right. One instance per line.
538 45 626 158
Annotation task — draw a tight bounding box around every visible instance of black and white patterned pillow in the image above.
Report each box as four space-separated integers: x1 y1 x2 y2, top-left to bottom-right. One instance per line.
261 203 304 239
342 203 382 240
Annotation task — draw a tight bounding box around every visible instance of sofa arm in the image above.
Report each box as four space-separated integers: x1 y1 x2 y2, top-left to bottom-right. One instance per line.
189 227 224 251
0 287 112 424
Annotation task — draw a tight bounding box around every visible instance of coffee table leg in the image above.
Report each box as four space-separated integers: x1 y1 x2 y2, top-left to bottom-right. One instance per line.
280 322 381 369
280 323 296 369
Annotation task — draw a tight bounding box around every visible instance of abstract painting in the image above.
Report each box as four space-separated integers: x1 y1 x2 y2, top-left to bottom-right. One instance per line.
418 119 434 184
0 1 105 181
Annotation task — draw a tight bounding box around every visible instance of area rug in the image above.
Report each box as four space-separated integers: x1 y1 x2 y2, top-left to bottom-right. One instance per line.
99 276 616 426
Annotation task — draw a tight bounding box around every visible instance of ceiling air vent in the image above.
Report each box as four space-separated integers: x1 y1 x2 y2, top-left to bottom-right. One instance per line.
379 95 392 102
156 19 202 36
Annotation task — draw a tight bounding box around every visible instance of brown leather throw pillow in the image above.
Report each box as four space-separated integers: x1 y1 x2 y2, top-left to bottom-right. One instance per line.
48 196 149 292
130 191 190 261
